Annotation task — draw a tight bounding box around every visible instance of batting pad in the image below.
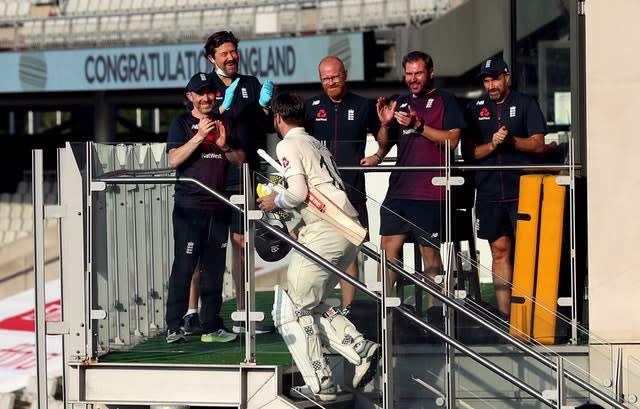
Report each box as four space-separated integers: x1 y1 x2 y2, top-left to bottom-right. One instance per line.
272 285 330 393
316 305 364 365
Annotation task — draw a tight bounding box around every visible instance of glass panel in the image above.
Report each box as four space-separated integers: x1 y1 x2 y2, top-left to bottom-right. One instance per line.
74 123 606 405
515 0 572 166
628 356 640 408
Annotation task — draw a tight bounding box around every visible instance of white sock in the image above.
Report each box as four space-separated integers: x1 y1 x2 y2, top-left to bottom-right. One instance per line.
186 308 198 316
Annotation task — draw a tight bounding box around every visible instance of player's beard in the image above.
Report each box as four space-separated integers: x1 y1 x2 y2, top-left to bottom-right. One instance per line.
215 60 238 77
324 83 346 102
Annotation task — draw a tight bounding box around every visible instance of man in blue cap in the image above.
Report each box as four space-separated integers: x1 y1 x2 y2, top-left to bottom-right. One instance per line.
463 57 546 318
165 73 245 343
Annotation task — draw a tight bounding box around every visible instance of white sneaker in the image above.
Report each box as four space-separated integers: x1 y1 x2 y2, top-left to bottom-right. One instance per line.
353 340 380 388
289 383 340 402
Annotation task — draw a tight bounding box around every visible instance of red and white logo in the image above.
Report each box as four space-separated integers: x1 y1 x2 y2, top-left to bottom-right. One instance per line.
281 157 290 169
0 300 61 332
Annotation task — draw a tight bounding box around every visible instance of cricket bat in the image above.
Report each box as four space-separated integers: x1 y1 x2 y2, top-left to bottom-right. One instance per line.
257 149 367 246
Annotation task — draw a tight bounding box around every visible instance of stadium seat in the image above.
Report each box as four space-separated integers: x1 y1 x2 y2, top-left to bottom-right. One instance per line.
71 16 98 44
17 1 31 18
228 7 254 38
92 0 110 14
277 4 298 35
340 0 363 30
9 218 23 232
141 0 161 12
175 11 203 41
201 9 229 34
44 18 71 46
3 230 16 244
410 0 436 23
9 203 22 218
362 0 384 28
0 204 9 218
318 0 339 32
22 219 33 233
65 0 89 15
98 15 120 42
21 19 45 48
150 12 175 40
128 0 144 13
22 204 33 219
4 1 18 18
126 14 152 42
385 0 410 26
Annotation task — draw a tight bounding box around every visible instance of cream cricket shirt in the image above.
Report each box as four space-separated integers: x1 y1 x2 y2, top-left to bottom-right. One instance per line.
276 127 358 220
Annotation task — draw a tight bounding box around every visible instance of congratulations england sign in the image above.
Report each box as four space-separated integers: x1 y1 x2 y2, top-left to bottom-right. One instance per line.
0 33 365 93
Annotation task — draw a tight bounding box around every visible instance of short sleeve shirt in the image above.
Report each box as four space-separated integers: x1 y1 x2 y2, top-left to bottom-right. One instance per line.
304 92 380 205
387 88 465 201
166 112 229 210
464 90 546 200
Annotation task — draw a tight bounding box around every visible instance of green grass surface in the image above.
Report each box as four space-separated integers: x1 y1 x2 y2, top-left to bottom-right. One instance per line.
99 291 293 365
99 284 497 365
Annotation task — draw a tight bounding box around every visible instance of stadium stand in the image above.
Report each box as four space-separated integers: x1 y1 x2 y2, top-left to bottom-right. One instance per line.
0 0 459 50
0 174 56 245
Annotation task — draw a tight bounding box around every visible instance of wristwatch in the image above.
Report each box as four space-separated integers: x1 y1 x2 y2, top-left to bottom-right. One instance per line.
415 120 425 135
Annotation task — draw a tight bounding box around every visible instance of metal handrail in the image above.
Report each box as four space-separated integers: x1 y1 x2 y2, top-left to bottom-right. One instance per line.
93 172 628 409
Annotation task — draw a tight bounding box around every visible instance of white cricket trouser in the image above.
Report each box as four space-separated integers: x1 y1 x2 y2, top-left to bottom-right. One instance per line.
287 218 358 310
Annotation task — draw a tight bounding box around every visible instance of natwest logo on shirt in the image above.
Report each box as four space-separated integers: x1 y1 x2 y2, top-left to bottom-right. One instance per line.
478 107 491 121
315 109 328 122
281 157 290 169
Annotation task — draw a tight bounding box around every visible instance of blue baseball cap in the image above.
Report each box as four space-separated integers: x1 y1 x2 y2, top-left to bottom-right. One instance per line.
186 72 214 93
478 58 509 78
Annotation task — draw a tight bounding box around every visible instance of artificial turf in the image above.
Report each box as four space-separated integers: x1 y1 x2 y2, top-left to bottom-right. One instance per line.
98 284 497 365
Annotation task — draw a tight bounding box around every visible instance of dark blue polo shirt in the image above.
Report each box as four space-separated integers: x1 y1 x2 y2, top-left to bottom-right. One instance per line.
304 92 380 205
464 90 546 200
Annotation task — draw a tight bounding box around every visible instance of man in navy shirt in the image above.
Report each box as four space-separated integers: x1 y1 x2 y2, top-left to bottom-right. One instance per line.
304 55 381 310
463 57 546 317
204 31 275 333
375 51 465 299
165 73 245 344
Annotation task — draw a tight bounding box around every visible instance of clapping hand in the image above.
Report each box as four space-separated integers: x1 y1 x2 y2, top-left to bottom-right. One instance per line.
259 80 274 108
221 78 240 112
376 97 396 127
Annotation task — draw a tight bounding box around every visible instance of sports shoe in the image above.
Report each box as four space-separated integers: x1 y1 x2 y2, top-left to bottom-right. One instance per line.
289 382 340 402
232 320 274 334
166 329 187 344
201 329 238 343
182 312 201 335
352 340 380 388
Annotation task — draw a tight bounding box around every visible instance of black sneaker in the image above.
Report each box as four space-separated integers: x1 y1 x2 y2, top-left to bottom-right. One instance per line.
166 329 187 344
182 312 201 335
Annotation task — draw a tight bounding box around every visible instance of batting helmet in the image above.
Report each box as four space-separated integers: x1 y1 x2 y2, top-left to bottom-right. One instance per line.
255 220 291 262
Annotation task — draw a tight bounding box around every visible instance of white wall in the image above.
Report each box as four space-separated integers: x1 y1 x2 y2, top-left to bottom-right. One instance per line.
585 0 640 397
